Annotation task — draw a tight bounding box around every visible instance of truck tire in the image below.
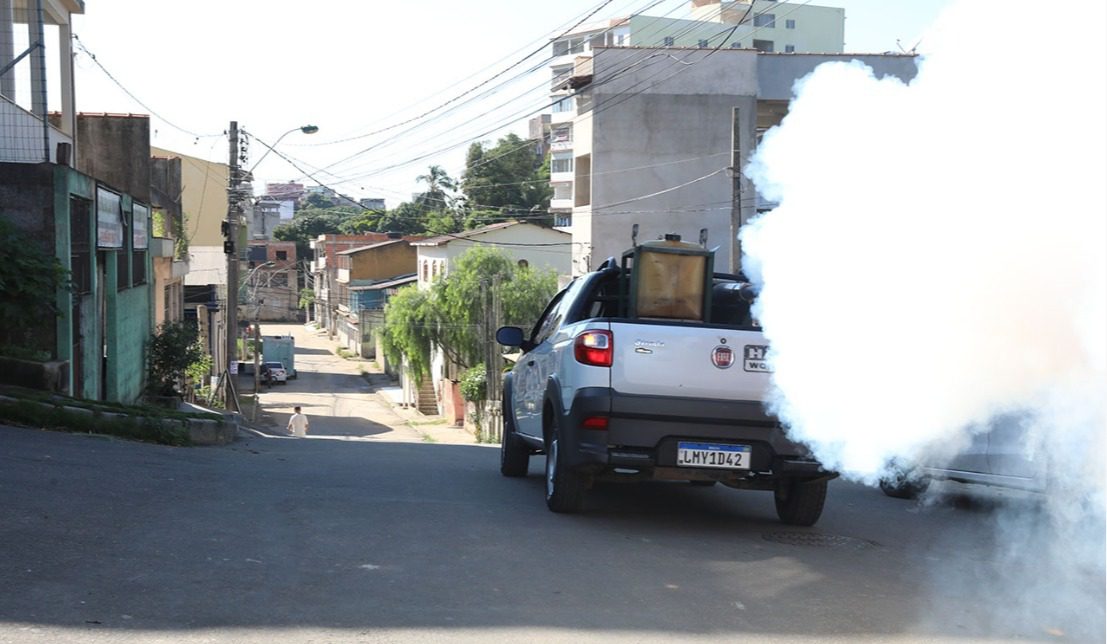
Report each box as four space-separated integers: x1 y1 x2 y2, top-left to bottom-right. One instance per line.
774 478 827 526
500 395 529 478
545 415 585 513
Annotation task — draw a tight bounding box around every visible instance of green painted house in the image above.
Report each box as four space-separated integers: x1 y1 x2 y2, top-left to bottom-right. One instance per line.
0 162 152 404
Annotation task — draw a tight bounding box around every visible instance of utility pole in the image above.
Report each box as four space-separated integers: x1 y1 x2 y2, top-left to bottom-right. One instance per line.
729 107 742 275
225 120 241 410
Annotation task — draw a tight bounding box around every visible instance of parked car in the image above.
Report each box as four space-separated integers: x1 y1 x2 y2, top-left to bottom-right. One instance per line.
880 413 1045 498
260 361 288 385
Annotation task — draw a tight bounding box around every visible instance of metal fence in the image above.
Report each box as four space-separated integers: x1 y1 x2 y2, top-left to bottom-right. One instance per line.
0 91 49 163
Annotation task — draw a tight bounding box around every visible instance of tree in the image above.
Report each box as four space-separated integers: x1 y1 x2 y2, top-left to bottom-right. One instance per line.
461 134 551 222
273 207 356 257
147 321 206 396
415 165 457 210
0 219 69 357
379 285 434 383
380 247 557 383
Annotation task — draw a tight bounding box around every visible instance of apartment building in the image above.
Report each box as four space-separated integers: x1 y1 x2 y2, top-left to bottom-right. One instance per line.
562 47 916 275
546 0 845 230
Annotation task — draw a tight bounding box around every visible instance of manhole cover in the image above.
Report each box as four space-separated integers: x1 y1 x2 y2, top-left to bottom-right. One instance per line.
761 532 876 548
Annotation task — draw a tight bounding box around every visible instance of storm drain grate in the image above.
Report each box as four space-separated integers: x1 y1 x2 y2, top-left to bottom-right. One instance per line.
761 532 877 549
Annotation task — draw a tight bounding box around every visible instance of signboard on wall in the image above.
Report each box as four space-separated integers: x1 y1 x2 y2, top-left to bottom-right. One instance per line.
97 188 123 248
132 203 149 249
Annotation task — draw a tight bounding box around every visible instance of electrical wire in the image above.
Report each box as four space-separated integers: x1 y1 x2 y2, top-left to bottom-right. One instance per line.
71 34 223 140
307 1 770 188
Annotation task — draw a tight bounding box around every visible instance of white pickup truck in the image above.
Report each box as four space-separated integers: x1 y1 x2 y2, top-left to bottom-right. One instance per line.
496 236 834 526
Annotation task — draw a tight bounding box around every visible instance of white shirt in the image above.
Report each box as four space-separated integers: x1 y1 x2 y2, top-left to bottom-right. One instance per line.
288 413 309 437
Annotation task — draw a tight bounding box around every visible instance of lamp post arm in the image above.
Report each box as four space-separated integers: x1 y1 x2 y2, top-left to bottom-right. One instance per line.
246 125 319 174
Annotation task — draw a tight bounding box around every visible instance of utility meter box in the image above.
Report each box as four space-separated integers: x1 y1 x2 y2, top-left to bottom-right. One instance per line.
622 234 714 321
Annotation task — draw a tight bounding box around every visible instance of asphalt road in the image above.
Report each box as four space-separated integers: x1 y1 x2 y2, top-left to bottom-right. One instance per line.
1 326 1102 643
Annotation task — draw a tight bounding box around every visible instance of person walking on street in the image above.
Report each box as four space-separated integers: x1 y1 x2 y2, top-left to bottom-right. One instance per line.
287 406 310 437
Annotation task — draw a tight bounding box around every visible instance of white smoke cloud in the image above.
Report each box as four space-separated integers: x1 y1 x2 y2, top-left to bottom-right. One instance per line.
742 0 1104 637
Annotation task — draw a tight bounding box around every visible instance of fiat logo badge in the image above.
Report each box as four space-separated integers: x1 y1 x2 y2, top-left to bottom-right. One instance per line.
711 345 734 369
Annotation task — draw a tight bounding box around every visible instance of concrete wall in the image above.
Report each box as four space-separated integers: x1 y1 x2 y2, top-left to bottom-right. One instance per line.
76 114 152 204
347 242 416 282
757 53 918 99
152 146 228 248
580 47 760 273
106 259 150 403
573 48 919 275
185 247 226 286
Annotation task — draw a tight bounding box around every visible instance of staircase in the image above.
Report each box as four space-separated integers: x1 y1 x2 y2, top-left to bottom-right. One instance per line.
415 379 440 416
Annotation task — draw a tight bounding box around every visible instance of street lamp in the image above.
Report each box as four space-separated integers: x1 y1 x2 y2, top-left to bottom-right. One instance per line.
247 124 320 174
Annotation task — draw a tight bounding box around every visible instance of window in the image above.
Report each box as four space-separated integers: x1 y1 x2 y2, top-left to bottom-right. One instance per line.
551 64 573 88
422 261 429 282
753 39 774 53
552 182 572 200
532 289 570 345
785 44 795 53
551 125 572 144
698 39 709 48
275 250 288 261
785 19 796 29
552 96 575 113
554 213 572 228
663 36 675 47
551 155 574 174
552 37 584 57
754 14 776 28
271 273 288 288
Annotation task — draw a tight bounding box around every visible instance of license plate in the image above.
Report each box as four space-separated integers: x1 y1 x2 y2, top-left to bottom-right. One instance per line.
676 442 751 469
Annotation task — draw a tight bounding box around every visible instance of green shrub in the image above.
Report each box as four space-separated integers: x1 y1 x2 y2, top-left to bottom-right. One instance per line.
0 399 191 446
459 365 486 402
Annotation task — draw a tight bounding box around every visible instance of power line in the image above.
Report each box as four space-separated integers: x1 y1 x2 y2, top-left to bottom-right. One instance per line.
71 34 223 140
312 0 693 181
315 0 623 161
310 2 761 187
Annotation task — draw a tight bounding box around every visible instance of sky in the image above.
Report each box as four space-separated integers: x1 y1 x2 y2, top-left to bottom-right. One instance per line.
23 0 950 208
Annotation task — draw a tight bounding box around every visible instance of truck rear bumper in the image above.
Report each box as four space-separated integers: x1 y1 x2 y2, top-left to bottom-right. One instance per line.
562 388 830 481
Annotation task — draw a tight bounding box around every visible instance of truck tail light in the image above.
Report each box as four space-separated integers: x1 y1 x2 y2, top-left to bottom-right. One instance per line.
581 416 609 430
574 330 613 367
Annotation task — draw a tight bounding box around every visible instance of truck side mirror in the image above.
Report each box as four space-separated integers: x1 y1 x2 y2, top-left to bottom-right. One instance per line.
496 326 525 347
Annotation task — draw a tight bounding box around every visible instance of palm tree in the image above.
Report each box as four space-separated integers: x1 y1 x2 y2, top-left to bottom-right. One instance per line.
415 165 457 212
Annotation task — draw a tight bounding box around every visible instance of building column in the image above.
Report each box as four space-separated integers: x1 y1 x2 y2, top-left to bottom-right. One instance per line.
0 0 14 100
58 18 76 141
